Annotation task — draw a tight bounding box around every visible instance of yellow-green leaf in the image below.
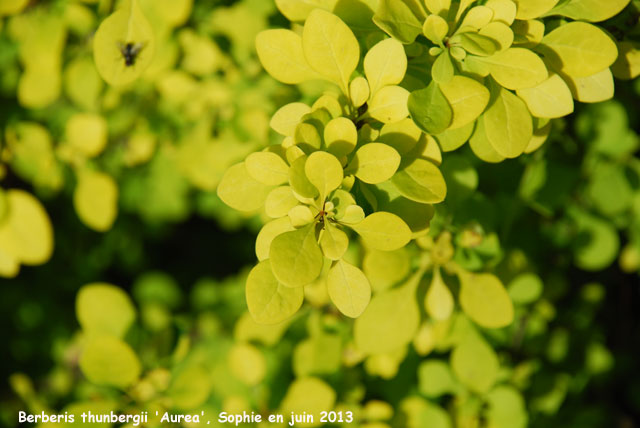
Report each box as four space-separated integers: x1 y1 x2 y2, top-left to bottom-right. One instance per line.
305 151 344 200
434 122 475 152
512 0 558 20
364 37 407 96
79 336 141 389
391 158 447 204
423 14 449 44
439 75 490 130
458 271 514 328
265 186 299 218
246 151 290 186
302 9 359 93
354 271 421 354
458 5 494 29
483 86 532 158
320 222 349 260
451 334 499 393
74 170 118 232
327 260 371 317
246 260 304 324
431 50 454 84
350 143 401 184
457 32 499 57
76 283 136 338
168 365 212 410
93 0 155 86
0 0 29 15
512 19 545 48
228 344 266 386
481 47 548 90
379 118 422 155
350 212 411 251
217 162 272 212
256 29 319 84
550 0 630 23
408 81 453 134
485 0 517 24
275 0 337 22
270 102 312 136
325 117 358 158
363 248 410 291
0 190 53 266
612 41 640 80
425 0 451 16
562 68 614 103
425 268 454 321
469 116 506 162
516 73 574 118
280 377 336 427
478 21 514 51
349 76 370 108
255 217 295 261
66 113 108 157
487 386 528 428
418 360 457 397
508 272 543 304
288 205 315 227
368 85 410 124
373 0 423 44
289 156 319 199
270 224 323 287
537 22 617 78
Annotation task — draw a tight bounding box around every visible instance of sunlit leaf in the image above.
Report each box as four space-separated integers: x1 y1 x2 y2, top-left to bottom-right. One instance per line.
246 260 304 324
327 260 371 317
80 336 141 389
74 169 118 232
302 9 359 93
451 334 499 393
537 22 617 78
93 0 156 86
350 212 411 251
76 283 136 338
364 37 407 96
270 223 324 287
458 271 514 328
350 143 401 184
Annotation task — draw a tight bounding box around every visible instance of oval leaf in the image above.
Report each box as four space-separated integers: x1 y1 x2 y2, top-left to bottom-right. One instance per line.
270 224 324 287
350 212 411 251
246 260 304 324
246 151 290 186
74 169 118 232
302 9 359 92
351 143 401 184
483 86 533 158
391 158 447 204
364 37 407 96
425 268 454 321
537 22 617 78
76 283 136 338
217 162 272 212
80 336 141 388
305 151 344 200
408 81 453 134
459 271 514 328
256 29 319 84
327 260 371 318
93 0 156 86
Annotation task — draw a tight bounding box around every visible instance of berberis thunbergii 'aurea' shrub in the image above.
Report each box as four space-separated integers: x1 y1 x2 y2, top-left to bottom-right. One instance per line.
217 0 632 324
